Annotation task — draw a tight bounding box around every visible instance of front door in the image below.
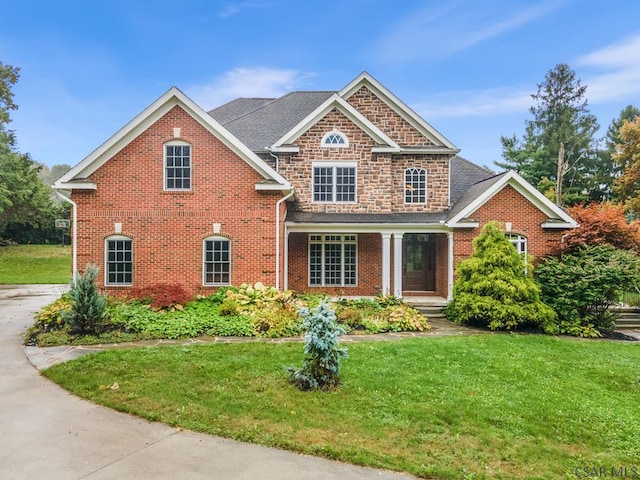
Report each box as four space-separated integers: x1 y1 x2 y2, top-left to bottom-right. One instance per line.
402 234 436 292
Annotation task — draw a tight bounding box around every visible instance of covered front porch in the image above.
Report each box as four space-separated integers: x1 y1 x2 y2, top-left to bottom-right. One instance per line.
284 213 454 299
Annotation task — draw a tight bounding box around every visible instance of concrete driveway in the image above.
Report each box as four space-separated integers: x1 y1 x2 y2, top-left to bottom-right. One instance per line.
0 285 414 480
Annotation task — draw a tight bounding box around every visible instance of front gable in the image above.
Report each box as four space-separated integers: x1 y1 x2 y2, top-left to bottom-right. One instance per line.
270 93 400 153
447 171 577 229
340 72 459 153
54 87 291 193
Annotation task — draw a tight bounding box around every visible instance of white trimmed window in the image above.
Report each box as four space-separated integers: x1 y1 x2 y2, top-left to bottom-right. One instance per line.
405 167 426 203
309 234 357 287
312 162 356 203
105 236 133 286
506 233 527 256
321 130 348 148
203 236 231 285
165 141 191 190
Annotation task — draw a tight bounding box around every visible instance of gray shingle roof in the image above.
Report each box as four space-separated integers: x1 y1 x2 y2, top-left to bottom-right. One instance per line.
209 91 334 151
208 98 275 125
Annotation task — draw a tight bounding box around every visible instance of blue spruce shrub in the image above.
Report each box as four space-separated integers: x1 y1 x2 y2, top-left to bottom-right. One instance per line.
287 301 348 391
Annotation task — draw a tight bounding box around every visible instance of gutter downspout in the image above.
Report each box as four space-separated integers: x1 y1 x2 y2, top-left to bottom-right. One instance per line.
275 189 294 290
56 191 78 282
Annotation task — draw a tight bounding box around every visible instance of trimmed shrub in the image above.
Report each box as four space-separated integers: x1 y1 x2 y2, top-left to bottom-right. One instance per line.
64 264 107 335
128 283 191 310
287 301 347 391
445 222 555 330
536 245 640 336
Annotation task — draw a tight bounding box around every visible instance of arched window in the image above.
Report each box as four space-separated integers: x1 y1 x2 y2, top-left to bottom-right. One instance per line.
404 167 426 204
321 130 349 148
203 236 231 285
164 140 191 190
105 235 133 285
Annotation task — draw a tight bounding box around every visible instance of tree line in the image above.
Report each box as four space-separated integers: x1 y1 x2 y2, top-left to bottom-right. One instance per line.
2 61 640 244
0 61 71 244
497 63 640 212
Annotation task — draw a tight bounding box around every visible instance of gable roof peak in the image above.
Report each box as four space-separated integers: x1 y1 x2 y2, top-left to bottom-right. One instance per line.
339 72 458 150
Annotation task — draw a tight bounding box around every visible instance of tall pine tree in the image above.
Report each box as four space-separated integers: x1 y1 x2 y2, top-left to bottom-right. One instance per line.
497 64 599 206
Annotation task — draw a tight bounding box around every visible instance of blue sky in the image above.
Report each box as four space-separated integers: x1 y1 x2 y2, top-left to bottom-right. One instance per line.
2 0 640 169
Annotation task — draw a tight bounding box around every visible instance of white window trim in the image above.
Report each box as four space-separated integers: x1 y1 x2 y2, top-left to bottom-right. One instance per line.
311 161 357 204
203 236 231 286
404 167 427 205
105 235 133 286
321 129 349 148
164 140 192 191
506 233 528 272
308 234 358 287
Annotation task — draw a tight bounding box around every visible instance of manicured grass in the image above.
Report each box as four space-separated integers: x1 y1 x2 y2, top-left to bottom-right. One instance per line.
43 334 640 479
0 245 71 284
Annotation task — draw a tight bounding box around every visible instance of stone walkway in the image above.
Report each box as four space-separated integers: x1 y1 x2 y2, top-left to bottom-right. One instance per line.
25 316 482 371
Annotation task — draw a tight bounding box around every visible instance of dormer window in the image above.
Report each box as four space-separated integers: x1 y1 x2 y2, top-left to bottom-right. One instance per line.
321 130 349 148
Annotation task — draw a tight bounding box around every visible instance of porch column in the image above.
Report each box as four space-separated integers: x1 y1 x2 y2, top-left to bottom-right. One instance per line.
447 231 454 300
381 233 391 295
392 232 404 298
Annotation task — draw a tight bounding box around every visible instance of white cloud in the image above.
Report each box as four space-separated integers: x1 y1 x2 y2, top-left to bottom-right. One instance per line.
186 67 312 109
414 87 532 119
372 0 562 64
576 34 640 103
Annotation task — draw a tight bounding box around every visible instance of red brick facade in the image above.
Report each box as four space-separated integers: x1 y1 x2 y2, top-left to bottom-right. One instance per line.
61 75 572 300
72 106 283 296
452 185 565 267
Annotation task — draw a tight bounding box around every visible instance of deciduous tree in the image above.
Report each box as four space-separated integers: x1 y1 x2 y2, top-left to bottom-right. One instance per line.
559 202 640 254
612 116 640 215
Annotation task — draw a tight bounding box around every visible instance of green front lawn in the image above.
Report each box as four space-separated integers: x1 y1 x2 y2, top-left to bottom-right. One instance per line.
43 334 640 479
0 245 71 284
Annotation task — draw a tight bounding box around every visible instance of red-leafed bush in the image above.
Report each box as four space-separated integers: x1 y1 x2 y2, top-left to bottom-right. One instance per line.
560 202 640 254
128 283 191 310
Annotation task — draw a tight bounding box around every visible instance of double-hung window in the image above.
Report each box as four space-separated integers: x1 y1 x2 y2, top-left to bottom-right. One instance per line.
105 236 133 286
312 162 356 203
165 141 191 190
405 167 426 204
203 237 231 285
309 234 357 286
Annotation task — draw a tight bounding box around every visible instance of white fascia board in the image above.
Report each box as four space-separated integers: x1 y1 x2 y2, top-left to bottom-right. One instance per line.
447 170 577 227
57 87 289 188
447 221 480 228
52 181 97 190
271 94 400 150
339 72 458 150
269 146 299 153
255 182 293 191
397 147 461 155
541 221 575 229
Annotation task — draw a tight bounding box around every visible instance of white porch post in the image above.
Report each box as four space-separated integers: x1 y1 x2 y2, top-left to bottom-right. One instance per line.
392 232 404 298
381 233 391 295
447 231 454 300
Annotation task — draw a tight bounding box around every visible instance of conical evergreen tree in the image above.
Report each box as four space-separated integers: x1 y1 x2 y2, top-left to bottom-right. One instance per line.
445 222 555 330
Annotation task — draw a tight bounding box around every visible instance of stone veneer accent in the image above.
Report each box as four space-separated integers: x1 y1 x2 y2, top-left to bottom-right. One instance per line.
345 85 434 147
278 109 451 213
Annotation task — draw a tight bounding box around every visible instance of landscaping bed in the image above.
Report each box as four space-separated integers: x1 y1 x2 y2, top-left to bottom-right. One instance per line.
25 282 430 347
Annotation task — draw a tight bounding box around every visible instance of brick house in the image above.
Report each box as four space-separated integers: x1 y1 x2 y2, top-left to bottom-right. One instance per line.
53 72 575 300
